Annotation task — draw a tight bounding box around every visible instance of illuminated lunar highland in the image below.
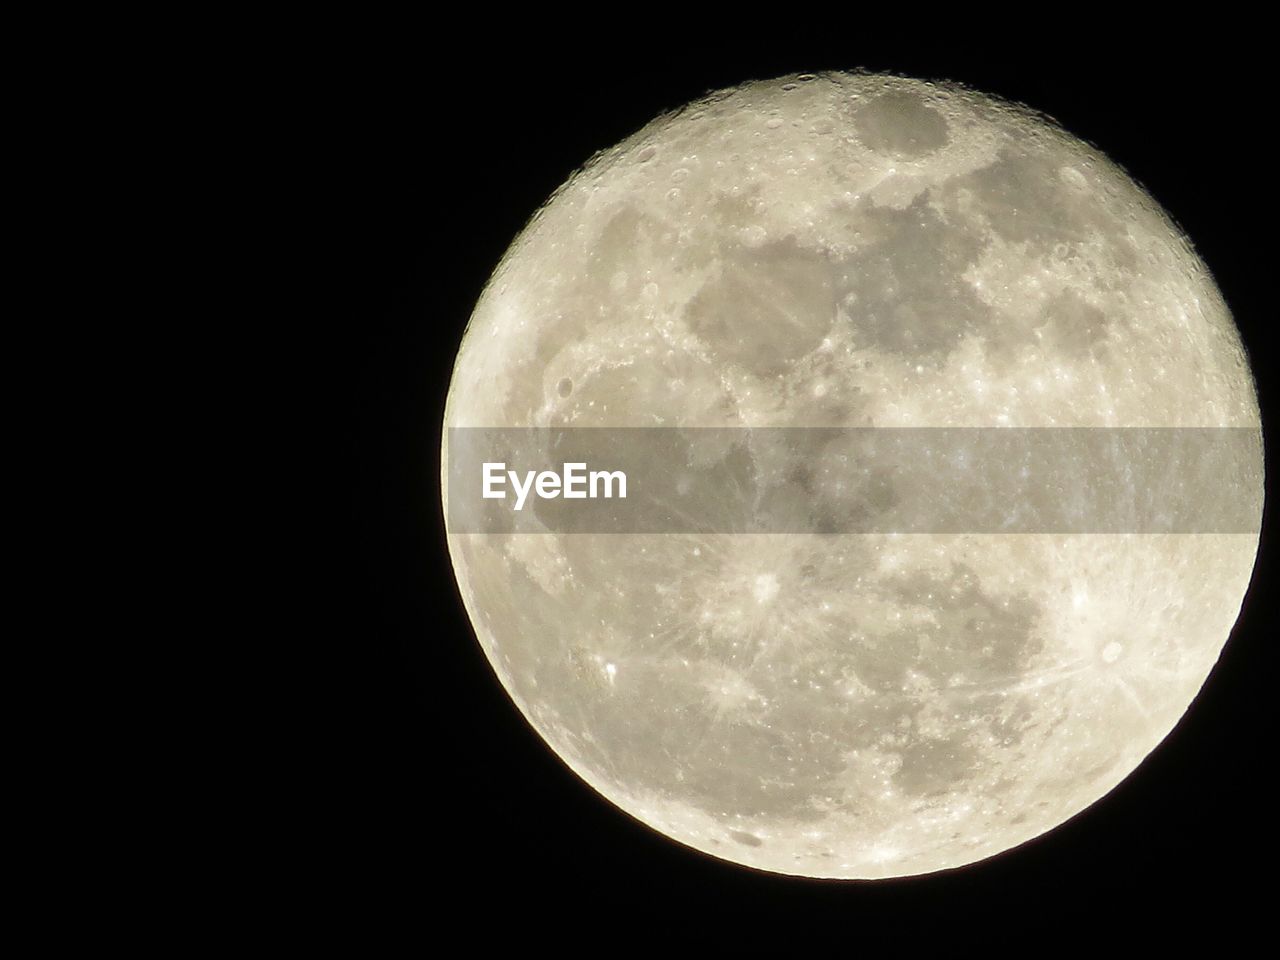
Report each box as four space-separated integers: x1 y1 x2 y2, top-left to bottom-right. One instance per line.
441 73 1262 878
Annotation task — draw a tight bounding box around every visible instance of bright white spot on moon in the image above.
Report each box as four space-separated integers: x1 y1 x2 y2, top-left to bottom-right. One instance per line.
753 573 779 605
442 72 1263 879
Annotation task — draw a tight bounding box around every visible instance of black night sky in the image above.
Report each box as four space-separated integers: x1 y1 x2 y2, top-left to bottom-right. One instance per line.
317 24 1277 943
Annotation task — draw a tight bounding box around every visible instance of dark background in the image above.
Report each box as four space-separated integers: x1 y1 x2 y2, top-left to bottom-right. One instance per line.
328 27 1275 940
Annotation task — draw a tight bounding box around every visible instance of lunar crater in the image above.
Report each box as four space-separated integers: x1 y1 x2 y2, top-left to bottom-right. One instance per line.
444 72 1262 878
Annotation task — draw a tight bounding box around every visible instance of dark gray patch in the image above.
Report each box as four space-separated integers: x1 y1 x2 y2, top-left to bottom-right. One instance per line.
838 195 988 360
855 91 951 157
711 188 763 230
685 238 836 376
895 737 977 796
858 563 1045 799
1035 290 1109 358
952 150 1071 246
809 433 903 533
730 830 764 847
883 563 1044 683
946 149 1136 261
981 288 1115 365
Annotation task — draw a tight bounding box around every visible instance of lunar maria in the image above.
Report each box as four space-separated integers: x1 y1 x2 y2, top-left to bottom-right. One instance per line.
441 71 1262 879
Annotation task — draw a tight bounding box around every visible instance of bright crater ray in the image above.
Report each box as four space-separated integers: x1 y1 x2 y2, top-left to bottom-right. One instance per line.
441 73 1262 878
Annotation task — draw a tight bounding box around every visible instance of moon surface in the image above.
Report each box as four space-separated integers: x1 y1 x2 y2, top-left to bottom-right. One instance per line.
441 73 1262 878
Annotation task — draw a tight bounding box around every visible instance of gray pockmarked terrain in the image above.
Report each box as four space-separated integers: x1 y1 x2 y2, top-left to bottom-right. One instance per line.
442 73 1262 879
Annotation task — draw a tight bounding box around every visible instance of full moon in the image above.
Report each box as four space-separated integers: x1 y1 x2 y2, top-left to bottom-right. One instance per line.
441 73 1262 878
